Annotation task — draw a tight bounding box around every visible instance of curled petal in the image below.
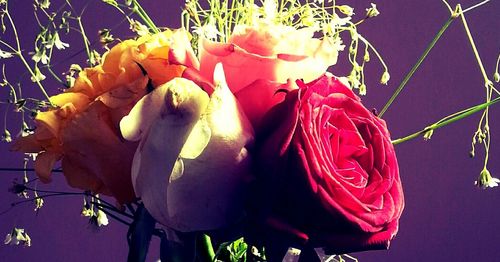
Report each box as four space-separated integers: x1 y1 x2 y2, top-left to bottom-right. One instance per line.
62 101 136 203
34 151 61 183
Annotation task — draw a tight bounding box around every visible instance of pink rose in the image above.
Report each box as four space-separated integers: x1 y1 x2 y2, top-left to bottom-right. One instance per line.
249 74 404 254
198 23 339 94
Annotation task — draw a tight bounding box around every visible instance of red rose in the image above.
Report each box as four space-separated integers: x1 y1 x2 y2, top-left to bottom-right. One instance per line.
249 74 404 254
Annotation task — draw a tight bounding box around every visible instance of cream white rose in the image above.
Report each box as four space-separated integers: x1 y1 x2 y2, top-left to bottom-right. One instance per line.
120 64 254 231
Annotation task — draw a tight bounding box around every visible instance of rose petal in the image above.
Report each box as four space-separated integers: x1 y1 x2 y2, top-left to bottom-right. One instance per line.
62 101 136 203
34 151 61 183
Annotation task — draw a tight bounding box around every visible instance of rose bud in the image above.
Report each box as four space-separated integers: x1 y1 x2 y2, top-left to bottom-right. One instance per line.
249 74 404 254
120 64 254 231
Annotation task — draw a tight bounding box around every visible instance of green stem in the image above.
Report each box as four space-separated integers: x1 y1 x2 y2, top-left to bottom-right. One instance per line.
3 5 52 102
76 17 93 65
17 54 52 101
0 168 62 172
0 39 16 52
461 0 490 14
458 4 490 86
358 34 388 74
131 0 159 33
198 234 215 262
379 15 456 117
392 96 500 145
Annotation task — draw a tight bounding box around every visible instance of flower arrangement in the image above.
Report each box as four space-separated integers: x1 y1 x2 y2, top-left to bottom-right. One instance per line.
0 0 499 261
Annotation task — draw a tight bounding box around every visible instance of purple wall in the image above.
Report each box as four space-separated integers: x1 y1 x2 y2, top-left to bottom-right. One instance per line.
1 0 499 261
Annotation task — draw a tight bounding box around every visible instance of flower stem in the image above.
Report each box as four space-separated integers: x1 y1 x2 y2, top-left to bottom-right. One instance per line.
2 2 52 102
197 234 215 262
0 168 62 172
458 4 491 88
379 15 456 117
392 96 500 145
131 0 160 33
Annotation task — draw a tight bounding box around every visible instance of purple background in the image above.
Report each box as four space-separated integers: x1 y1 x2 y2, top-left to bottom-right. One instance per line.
1 0 499 261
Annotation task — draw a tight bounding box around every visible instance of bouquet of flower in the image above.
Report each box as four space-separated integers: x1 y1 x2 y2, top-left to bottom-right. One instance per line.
0 0 498 261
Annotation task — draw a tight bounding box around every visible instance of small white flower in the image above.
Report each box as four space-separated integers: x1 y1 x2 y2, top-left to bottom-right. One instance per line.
331 37 345 52
300 7 315 27
96 209 109 227
0 49 13 59
81 199 94 217
4 228 31 247
380 71 390 85
263 0 277 21
32 48 49 64
35 0 50 9
30 67 46 83
423 129 434 141
193 17 223 41
359 83 367 95
347 69 361 90
53 32 69 50
2 129 12 143
337 5 355 16
3 233 12 245
475 169 500 189
494 72 500 83
331 13 352 28
129 19 150 36
366 3 380 18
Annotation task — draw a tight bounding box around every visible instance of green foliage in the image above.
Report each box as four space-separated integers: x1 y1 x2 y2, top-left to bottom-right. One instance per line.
214 238 266 262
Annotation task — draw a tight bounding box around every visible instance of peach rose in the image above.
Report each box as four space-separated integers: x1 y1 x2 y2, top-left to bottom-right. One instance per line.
13 29 198 204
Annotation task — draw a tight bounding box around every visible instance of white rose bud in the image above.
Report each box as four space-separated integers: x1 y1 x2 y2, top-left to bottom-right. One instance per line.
120 64 254 231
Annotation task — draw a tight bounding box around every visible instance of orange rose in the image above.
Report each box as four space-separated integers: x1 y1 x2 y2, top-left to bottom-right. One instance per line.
13 29 198 204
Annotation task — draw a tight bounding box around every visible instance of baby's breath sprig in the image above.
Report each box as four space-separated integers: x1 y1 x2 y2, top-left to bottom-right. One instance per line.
0 0 149 151
454 3 499 188
101 0 159 34
0 1 52 101
32 2 70 85
391 1 498 188
4 227 31 247
3 183 135 227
